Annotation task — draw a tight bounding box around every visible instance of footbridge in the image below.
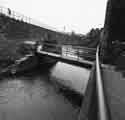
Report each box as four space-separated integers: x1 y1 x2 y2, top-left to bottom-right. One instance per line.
36 43 96 68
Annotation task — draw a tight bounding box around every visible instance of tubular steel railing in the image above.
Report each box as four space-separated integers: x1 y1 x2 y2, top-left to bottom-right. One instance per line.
96 46 109 120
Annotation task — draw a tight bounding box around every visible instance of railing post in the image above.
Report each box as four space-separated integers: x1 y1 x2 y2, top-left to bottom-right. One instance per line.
0 6 2 13
66 47 68 57
77 48 79 61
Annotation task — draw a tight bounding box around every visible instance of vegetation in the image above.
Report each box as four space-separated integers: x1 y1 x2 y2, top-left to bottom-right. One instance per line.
64 28 102 48
0 12 102 71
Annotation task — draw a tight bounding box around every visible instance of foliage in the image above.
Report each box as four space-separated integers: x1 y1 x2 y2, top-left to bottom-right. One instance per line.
17 42 35 56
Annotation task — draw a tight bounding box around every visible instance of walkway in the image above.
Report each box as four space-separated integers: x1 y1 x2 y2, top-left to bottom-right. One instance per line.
102 59 125 120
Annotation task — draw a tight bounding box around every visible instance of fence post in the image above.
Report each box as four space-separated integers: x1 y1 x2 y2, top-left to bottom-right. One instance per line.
0 7 2 13
77 48 79 61
66 47 68 57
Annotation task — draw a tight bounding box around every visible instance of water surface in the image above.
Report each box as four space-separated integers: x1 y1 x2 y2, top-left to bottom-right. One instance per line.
0 61 90 120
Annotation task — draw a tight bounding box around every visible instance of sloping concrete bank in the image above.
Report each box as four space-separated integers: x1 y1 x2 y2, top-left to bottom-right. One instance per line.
48 62 92 108
0 54 39 76
50 77 84 108
78 64 98 120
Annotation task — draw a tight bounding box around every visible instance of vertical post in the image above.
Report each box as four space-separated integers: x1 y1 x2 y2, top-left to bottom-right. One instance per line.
66 47 68 57
12 10 14 19
60 45 62 57
61 46 63 57
0 6 2 13
77 47 79 61
29 17 30 23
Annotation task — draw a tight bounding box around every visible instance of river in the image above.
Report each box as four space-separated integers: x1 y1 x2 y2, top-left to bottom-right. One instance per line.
0 61 90 120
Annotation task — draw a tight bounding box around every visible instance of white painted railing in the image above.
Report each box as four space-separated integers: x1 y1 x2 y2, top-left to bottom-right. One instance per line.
0 5 61 32
0 6 30 23
40 43 96 61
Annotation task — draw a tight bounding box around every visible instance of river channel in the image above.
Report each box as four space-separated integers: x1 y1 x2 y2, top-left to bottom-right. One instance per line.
0 61 90 120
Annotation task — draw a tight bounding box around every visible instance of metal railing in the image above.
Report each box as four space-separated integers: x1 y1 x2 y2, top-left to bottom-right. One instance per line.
40 43 96 61
0 6 30 23
96 46 109 120
0 6 60 32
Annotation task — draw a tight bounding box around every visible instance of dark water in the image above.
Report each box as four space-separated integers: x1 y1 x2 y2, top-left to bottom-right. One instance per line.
0 62 90 120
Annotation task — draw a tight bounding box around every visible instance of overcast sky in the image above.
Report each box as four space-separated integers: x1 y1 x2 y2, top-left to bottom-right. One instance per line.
0 0 107 34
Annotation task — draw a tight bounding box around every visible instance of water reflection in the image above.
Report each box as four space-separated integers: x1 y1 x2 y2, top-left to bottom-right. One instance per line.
50 62 90 94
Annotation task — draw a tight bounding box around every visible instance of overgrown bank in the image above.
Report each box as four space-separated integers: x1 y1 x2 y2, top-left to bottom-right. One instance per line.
0 11 101 71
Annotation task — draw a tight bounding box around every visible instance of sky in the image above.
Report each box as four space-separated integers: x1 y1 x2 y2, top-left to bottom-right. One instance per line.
0 0 107 34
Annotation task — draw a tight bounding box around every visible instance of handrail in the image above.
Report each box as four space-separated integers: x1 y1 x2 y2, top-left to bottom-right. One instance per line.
40 43 96 60
96 46 109 120
42 43 96 51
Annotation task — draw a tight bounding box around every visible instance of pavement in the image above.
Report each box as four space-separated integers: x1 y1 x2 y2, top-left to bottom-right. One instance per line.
102 56 125 120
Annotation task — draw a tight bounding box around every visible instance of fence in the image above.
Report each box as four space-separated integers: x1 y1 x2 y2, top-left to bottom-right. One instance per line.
0 6 30 23
41 43 96 61
0 6 59 32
